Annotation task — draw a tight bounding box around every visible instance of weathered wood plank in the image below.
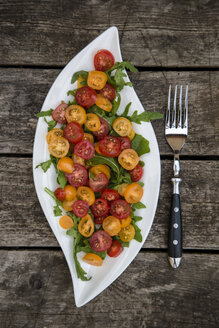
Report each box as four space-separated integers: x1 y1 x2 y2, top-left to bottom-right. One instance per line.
0 0 218 67
1 157 218 249
0 68 218 155
0 250 218 327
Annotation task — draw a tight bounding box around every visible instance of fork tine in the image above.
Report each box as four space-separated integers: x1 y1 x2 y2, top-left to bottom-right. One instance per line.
184 85 188 129
178 85 183 128
166 85 171 128
172 85 177 128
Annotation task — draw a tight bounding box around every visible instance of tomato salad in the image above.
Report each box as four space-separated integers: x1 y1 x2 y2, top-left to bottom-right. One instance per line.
36 49 162 280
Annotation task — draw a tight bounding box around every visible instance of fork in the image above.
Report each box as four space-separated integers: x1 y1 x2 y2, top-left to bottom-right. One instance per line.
165 85 188 269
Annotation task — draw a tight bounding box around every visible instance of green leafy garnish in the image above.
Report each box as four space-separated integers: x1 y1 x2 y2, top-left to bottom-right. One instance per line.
132 216 143 222
139 161 145 167
114 235 130 248
131 134 150 156
35 159 52 173
71 70 88 84
132 221 142 242
36 109 53 118
108 61 138 73
44 117 57 131
44 187 63 216
87 155 120 178
127 110 163 124
57 171 67 189
67 89 77 97
110 93 121 116
132 202 146 210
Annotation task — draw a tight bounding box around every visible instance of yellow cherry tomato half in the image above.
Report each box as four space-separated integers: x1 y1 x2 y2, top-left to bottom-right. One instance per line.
124 183 144 203
95 94 112 112
117 183 129 197
112 117 132 137
57 157 74 173
72 153 85 166
62 198 77 211
46 128 63 144
120 216 132 228
128 129 135 141
90 164 111 180
83 133 94 144
77 75 86 88
76 186 95 206
119 224 135 242
85 113 101 131
48 136 69 158
65 105 86 125
64 185 77 201
59 215 74 229
78 214 94 237
82 253 103 266
118 149 139 170
87 71 107 90
102 216 121 236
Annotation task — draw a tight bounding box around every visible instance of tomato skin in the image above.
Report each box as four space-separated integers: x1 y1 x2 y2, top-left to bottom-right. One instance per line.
89 173 109 192
90 198 109 218
85 113 101 132
112 117 132 137
46 128 63 144
64 185 77 201
102 216 121 236
118 148 139 170
124 182 143 204
65 105 86 125
93 118 109 140
59 215 74 229
99 83 116 102
119 136 131 151
82 253 103 266
120 216 132 228
48 136 70 158
52 103 68 124
99 136 121 158
94 49 115 71
94 215 108 225
95 94 112 112
83 133 94 144
63 122 84 144
119 224 135 242
65 163 88 187
75 86 97 108
90 164 111 180
129 164 143 182
74 140 95 160
54 187 66 202
89 230 112 252
76 186 95 206
87 71 107 90
110 199 131 220
57 157 74 173
72 200 89 218
101 189 121 203
107 240 123 257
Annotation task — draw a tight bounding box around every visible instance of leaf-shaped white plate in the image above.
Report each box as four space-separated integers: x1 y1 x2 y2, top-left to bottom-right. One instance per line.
33 26 160 307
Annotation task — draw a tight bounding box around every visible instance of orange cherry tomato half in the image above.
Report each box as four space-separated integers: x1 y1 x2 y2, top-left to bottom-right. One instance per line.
128 129 135 141
87 71 107 90
83 133 94 144
85 113 101 132
48 136 70 158
62 198 77 211
120 216 132 228
118 149 139 170
94 142 104 155
72 153 85 166
64 185 77 201
90 164 111 180
76 186 95 206
95 94 112 112
57 157 74 173
119 224 135 242
46 128 63 144
78 214 94 237
82 253 103 266
112 117 132 137
124 183 144 203
59 215 74 229
102 216 121 236
65 105 86 125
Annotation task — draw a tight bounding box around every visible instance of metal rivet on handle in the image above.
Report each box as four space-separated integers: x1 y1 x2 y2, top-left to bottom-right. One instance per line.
173 240 178 245
173 223 178 229
174 207 179 212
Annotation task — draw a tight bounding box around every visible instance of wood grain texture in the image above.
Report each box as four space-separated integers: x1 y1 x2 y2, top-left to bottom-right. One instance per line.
0 0 218 67
0 250 218 327
1 157 218 249
0 68 218 155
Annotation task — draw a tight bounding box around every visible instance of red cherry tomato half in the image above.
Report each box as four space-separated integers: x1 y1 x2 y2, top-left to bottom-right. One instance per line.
54 187 66 202
74 139 95 160
72 200 89 218
94 215 108 225
89 230 112 252
119 136 132 152
52 103 68 124
99 136 121 158
93 118 109 140
90 198 109 218
110 199 131 220
101 189 121 203
107 240 123 257
75 86 97 108
129 164 144 182
89 172 109 192
94 49 115 71
63 122 84 144
99 83 116 102
65 164 88 187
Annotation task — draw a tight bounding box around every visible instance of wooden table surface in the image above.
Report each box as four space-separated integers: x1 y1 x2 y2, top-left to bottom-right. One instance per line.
0 1 218 327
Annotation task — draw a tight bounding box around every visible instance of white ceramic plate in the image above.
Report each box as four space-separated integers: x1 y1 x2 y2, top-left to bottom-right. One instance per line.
33 26 161 307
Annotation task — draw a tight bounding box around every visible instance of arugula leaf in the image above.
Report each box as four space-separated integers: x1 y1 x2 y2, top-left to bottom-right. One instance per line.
110 93 121 116
127 110 163 124
71 70 88 84
114 235 129 248
139 160 145 167
67 89 77 97
77 239 107 260
137 181 144 187
87 155 120 178
132 221 142 242
44 187 63 216
73 233 91 281
132 216 143 222
35 159 52 173
108 61 138 73
53 204 62 216
132 202 146 209
121 102 132 117
57 171 67 189
88 105 116 126
131 134 150 156
44 117 57 131
36 109 53 118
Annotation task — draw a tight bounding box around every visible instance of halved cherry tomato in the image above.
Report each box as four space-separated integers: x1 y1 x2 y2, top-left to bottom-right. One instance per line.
82 253 103 266
65 105 86 125
99 136 121 158
54 187 66 202
107 240 123 257
72 200 89 218
129 164 143 182
102 216 121 236
74 140 95 160
112 117 132 137
101 189 121 203
64 185 77 201
94 49 115 71
118 149 139 170
117 183 128 197
89 230 112 252
89 172 109 192
77 75 86 88
46 128 63 144
95 94 112 112
119 136 131 151
90 198 109 218
94 215 108 225
87 71 107 90
85 113 101 132
119 224 135 242
120 216 132 228
62 198 76 211
63 122 84 144
48 136 69 158
99 83 116 102
59 215 74 229
52 103 68 124
110 199 131 220
75 86 97 108
94 141 104 155
124 182 143 203
57 157 74 173
83 133 94 144
78 214 94 237
93 118 109 140
76 186 95 206
128 129 135 141
72 153 85 166
90 164 111 180
65 163 88 187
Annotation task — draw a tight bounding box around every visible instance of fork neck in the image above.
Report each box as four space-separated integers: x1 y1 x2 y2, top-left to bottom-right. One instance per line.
173 152 180 177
